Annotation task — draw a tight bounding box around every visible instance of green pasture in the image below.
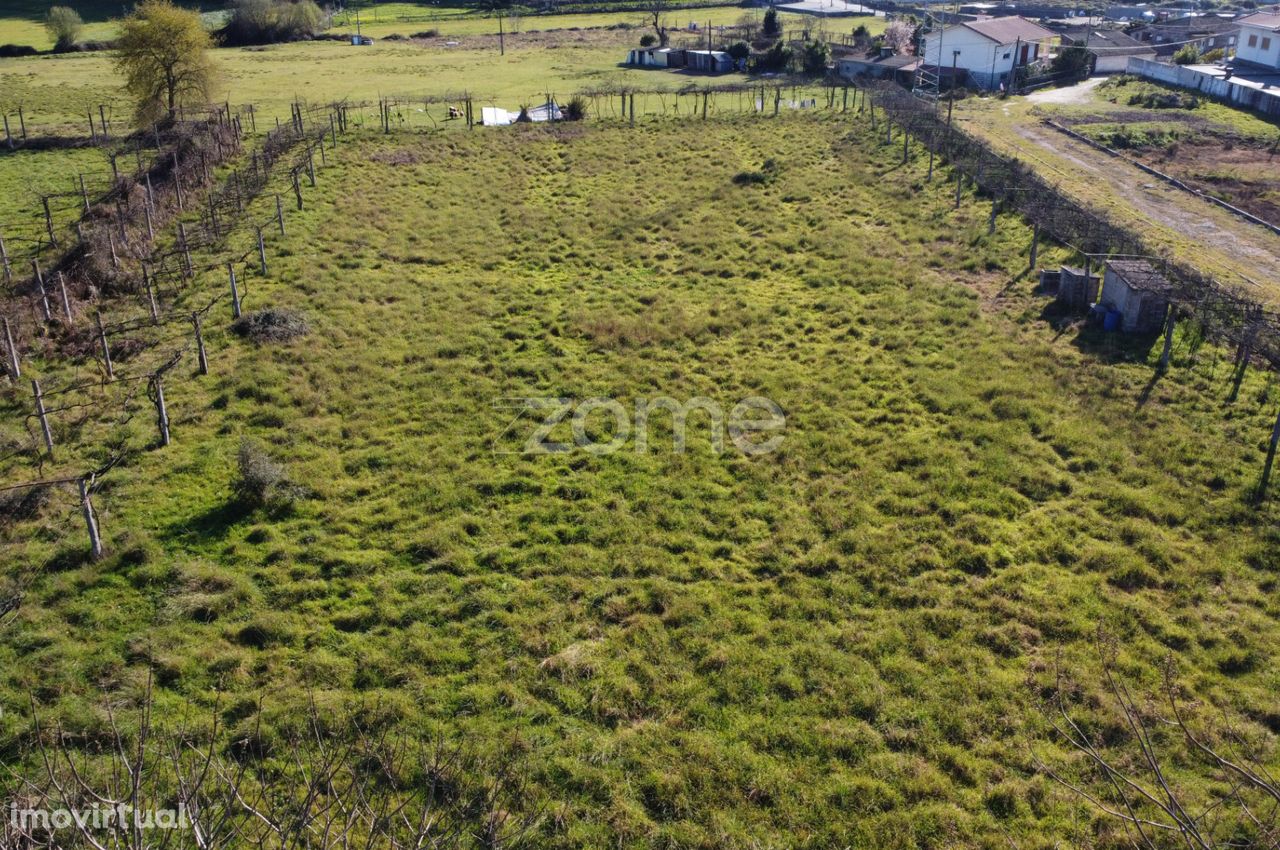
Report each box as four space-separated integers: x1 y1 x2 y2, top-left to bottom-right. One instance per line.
1 112 1278 847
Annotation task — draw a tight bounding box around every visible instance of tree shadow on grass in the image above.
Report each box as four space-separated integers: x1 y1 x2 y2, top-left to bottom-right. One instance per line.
161 499 254 546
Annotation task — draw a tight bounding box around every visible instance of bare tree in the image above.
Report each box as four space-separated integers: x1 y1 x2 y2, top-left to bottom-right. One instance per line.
644 0 670 47
5 676 545 849
1033 636 1280 849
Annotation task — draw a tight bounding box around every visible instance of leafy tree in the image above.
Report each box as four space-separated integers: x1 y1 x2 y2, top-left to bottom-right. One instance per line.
762 5 781 38
221 0 325 45
801 39 830 74
726 40 751 62
1051 45 1091 76
116 0 218 125
749 39 792 72
1173 43 1201 64
44 5 83 51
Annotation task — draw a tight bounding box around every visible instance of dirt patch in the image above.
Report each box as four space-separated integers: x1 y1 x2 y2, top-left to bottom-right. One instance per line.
1135 140 1280 225
232 309 310 344
409 25 637 53
369 148 421 166
1053 109 1210 130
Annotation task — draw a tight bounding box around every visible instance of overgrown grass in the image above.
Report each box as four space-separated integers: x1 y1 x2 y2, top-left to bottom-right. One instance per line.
1 113 1278 847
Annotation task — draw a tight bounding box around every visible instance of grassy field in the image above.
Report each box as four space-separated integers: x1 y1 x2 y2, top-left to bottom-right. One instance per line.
0 1 882 50
0 6 882 136
2 110 1279 847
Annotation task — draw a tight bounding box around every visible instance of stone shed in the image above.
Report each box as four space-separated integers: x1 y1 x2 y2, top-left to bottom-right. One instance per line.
1052 265 1100 309
1100 259 1173 333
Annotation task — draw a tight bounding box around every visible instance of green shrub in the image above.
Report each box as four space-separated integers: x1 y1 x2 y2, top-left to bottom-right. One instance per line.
220 0 325 46
733 158 780 186
801 39 830 75
762 6 780 37
234 439 296 510
750 40 792 73
1172 44 1201 65
639 33 656 46
564 95 587 121
44 6 83 51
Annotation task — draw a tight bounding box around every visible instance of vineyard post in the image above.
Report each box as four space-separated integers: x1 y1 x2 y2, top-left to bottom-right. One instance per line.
96 311 114 379
32 261 52 322
0 231 10 284
151 374 170 447
179 222 192 278
143 195 155 242
56 271 73 324
143 265 159 323
228 263 241 319
1259 405 1280 501
192 312 208 375
42 197 56 247
1158 306 1176 372
3 318 19 379
79 478 103 560
32 379 54 458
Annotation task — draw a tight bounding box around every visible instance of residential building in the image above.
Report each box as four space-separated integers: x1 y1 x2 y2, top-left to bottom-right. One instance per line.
1131 15 1239 57
1058 27 1157 72
919 16 1059 90
1236 10 1280 68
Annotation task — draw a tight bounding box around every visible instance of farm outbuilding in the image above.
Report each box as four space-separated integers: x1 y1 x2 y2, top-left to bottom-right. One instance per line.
685 50 735 73
1052 264 1100 308
626 47 688 68
1099 259 1173 333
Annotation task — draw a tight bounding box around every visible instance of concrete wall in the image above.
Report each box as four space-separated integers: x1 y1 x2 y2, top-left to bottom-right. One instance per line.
1237 23 1280 69
1094 52 1152 73
1126 57 1280 117
922 27 1008 88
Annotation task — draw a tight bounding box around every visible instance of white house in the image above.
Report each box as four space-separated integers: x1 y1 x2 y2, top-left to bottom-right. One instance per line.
1235 10 1280 69
920 16 1060 90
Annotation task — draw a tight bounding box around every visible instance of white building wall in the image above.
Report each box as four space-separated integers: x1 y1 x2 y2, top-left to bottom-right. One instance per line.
1236 23 1280 69
922 27 1031 89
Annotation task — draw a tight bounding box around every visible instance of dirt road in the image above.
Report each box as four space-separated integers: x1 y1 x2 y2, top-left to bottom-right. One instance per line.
1025 77 1105 106
959 107 1280 304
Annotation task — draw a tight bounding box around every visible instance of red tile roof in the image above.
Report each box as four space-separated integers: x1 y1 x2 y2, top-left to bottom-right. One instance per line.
1238 11 1280 31
960 16 1060 44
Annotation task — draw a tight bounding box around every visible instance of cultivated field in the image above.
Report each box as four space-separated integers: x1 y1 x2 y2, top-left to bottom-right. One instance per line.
3 107 1280 847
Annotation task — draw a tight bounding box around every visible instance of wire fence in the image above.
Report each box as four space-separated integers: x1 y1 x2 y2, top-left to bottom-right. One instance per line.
4 77 1280 566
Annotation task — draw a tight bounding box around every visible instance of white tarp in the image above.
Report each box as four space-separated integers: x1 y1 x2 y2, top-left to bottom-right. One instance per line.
480 102 561 126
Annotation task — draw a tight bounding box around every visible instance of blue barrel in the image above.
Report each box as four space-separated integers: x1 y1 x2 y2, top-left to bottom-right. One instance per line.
1103 310 1122 332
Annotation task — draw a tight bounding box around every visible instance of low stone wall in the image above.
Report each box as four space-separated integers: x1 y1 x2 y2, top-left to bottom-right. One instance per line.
1125 57 1280 117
